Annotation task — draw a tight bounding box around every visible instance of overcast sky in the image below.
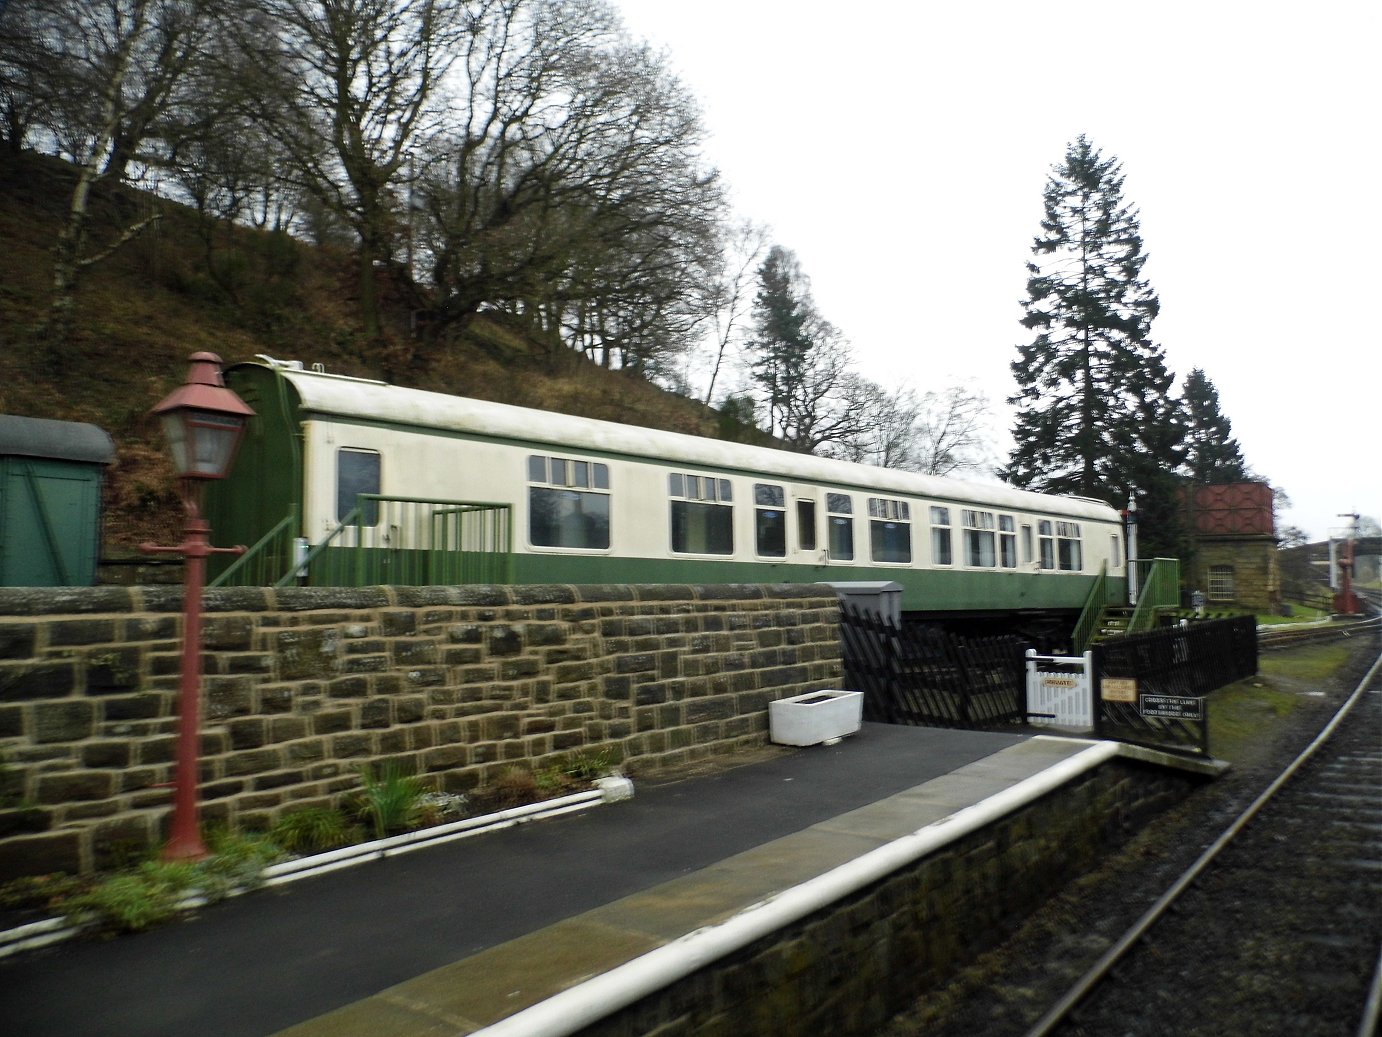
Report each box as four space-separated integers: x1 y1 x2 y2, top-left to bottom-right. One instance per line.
614 0 1380 543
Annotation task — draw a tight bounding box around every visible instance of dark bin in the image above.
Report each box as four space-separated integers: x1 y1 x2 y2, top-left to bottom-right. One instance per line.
0 415 115 586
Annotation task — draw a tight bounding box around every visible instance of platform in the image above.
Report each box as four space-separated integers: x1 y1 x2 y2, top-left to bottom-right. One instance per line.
0 724 1182 1037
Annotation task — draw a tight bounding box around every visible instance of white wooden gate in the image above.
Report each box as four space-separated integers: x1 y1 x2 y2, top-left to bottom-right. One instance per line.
1025 649 1095 731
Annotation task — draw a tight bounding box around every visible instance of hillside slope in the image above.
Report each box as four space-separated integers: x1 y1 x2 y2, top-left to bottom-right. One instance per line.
0 150 745 554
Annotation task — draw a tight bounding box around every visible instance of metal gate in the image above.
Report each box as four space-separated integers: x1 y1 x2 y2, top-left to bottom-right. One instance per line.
839 605 1026 729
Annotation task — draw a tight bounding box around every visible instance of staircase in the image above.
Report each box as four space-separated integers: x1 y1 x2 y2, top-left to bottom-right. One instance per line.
1087 605 1135 645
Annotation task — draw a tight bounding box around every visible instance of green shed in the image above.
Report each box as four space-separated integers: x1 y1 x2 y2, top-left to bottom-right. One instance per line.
0 415 116 586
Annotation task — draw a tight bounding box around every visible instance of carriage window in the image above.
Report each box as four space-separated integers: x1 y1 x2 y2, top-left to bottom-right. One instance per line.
1111 535 1122 569
1021 523 1034 565
337 448 381 525
870 497 912 564
1057 521 1083 571
670 473 734 555
797 499 818 552
930 506 952 566
1000 515 1018 568
1038 520 1056 570
827 492 854 561
755 483 786 557
528 454 610 549
963 509 996 567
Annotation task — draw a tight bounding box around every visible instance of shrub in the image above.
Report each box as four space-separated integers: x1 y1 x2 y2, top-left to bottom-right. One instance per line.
353 763 426 839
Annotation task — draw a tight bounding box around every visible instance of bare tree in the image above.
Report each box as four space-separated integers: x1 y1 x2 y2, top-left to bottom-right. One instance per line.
232 0 466 340
0 0 60 153
831 379 991 476
911 383 991 476
413 0 722 369
20 0 216 351
698 218 768 403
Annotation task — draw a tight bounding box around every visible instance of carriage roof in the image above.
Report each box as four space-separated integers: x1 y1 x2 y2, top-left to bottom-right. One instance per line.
237 360 1120 523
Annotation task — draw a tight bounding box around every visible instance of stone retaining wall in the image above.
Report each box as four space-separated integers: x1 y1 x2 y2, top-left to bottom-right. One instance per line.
0 584 842 881
583 757 1199 1036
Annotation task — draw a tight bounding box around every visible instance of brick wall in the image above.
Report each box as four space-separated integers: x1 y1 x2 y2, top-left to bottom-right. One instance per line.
1190 538 1280 612
0 584 842 881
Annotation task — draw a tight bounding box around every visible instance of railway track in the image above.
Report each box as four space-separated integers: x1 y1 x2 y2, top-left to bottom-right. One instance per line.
1025 648 1382 1037
1259 613 1381 650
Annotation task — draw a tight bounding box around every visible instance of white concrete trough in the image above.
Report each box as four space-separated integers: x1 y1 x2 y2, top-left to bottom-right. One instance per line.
769 689 864 746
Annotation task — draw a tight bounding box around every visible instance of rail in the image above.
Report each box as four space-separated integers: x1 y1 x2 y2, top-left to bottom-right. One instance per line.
1025 646 1382 1036
287 496 513 587
1070 563 1113 656
1126 557 1180 634
210 509 299 588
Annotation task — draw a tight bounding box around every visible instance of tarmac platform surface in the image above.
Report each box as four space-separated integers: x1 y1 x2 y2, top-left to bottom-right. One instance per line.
0 723 1110 1037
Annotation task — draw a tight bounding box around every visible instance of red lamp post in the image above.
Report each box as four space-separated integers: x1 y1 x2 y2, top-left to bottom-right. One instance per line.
141 353 254 861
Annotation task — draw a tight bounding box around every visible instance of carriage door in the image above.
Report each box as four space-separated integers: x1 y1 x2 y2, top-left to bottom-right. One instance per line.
792 490 822 564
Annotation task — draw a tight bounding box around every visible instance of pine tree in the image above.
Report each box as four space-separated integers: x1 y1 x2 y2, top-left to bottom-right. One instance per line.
1181 368 1249 483
1004 136 1187 557
747 246 854 451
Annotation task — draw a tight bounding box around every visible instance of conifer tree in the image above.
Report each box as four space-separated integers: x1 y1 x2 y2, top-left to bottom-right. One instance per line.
1004 136 1187 557
1181 367 1249 483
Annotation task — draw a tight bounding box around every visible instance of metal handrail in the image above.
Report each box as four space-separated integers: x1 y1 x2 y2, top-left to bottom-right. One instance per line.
1071 562 1110 654
1127 557 1181 634
210 508 299 588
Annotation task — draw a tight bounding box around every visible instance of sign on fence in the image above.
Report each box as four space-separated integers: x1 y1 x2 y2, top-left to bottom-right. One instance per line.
1138 694 1204 720
1101 677 1137 703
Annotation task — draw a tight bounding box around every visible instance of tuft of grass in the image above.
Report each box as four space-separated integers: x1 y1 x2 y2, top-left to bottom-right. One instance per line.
64 859 199 934
197 829 284 902
270 807 357 854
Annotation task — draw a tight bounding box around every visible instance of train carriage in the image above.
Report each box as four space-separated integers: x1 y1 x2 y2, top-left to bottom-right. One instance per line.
207 357 1128 636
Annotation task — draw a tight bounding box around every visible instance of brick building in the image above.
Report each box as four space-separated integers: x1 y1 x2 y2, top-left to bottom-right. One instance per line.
1180 481 1280 613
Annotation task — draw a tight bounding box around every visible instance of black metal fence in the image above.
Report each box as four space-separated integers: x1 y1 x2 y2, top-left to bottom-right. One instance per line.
840 606 1026 729
839 607 1259 758
1092 615 1258 756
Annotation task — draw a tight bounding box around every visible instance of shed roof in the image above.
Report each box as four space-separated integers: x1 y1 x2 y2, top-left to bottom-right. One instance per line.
0 414 115 464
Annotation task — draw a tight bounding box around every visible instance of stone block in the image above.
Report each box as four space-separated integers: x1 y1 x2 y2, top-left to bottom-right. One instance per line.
81 740 133 768
226 653 274 675
202 614 254 651
487 625 524 657
229 717 267 750
205 676 254 720
223 747 284 777
379 611 418 637
253 769 304 791
0 660 78 699
360 699 392 729
285 737 326 762
34 700 96 743
277 627 340 679
271 716 310 742
0 829 83 882
0 623 37 659
344 654 388 674
102 692 166 721
81 646 143 694
328 675 370 699
313 710 353 735
392 639 438 665
35 769 116 803
332 733 372 758
396 696 426 724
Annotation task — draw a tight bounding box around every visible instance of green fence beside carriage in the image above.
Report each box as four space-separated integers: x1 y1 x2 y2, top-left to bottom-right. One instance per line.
212 496 513 588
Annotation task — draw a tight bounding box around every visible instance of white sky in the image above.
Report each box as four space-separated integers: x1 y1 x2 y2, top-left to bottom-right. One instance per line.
614 0 1381 543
